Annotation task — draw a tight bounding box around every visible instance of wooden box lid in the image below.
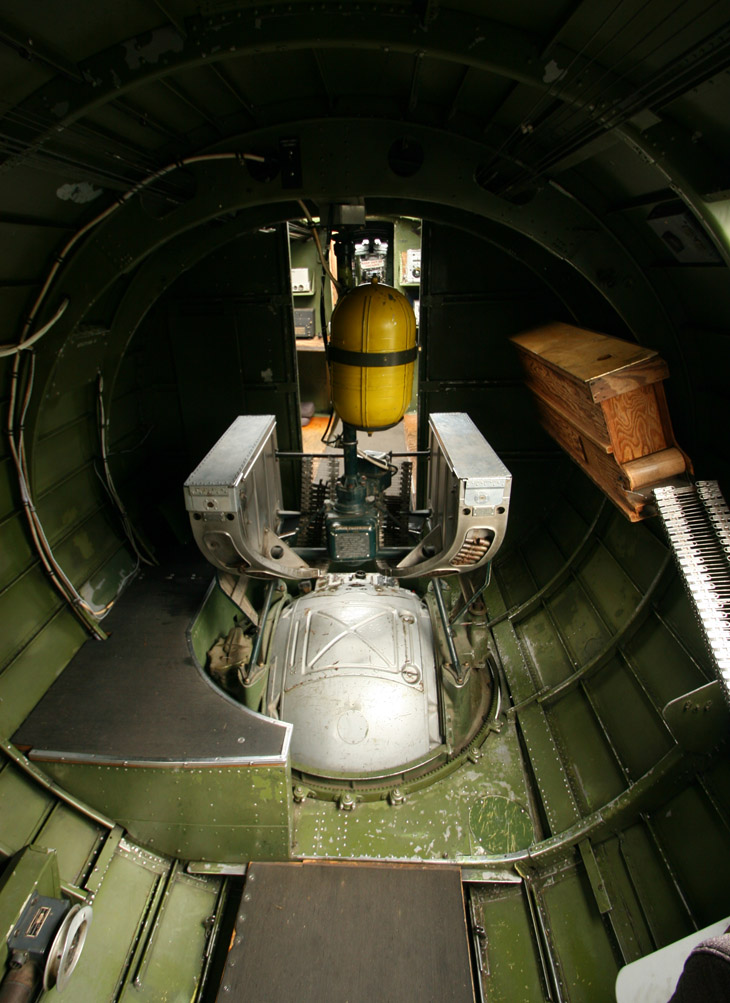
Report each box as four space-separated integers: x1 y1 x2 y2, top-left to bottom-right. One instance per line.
510 323 669 402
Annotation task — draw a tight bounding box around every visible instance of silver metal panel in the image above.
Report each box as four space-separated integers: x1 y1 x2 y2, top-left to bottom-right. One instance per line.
184 415 314 580
266 574 441 773
185 414 277 497
429 412 511 487
394 412 511 578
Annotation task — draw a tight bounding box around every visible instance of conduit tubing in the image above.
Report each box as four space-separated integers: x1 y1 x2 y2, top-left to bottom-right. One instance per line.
0 299 69 357
5 151 265 636
248 580 277 672
433 578 464 682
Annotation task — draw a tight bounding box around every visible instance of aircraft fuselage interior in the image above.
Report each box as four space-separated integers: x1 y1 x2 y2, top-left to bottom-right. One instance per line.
0 3 729 1001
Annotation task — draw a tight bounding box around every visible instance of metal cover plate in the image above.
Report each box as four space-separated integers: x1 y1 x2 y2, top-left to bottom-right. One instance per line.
217 862 475 1002
184 414 276 491
267 575 440 772
430 412 511 486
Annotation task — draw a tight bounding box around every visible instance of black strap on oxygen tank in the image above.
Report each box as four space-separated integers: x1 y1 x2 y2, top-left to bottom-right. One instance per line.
327 345 417 368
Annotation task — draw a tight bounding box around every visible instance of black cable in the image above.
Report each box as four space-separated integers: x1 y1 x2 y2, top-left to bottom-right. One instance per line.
320 407 338 446
513 0 720 178
520 0 711 161
513 20 730 192
319 255 329 355
515 0 667 162
493 0 723 193
482 0 634 173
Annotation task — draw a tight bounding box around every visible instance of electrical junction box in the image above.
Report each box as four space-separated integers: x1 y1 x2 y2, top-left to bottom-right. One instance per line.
646 201 721 264
8 894 70 961
401 247 421 284
291 267 313 294
294 308 315 339
325 511 378 561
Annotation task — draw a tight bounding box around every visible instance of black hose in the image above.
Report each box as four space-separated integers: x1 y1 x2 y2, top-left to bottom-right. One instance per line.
0 960 38 1003
433 578 464 682
248 580 276 672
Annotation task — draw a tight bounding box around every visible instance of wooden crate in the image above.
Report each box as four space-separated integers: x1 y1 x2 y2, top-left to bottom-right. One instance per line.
510 323 691 520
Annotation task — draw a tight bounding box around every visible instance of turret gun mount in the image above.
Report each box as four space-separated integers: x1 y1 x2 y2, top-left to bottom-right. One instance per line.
183 412 511 581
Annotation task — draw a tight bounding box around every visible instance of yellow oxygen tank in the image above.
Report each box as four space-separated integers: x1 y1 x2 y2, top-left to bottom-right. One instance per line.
328 278 417 431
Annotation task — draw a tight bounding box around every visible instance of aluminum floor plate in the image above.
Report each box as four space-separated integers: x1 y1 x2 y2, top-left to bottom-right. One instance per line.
217 861 475 1002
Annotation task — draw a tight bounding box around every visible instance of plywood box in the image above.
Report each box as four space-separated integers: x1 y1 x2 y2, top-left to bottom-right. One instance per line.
510 323 691 520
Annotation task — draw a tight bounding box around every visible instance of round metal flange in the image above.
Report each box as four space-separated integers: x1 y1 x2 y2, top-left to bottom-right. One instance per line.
43 903 93 992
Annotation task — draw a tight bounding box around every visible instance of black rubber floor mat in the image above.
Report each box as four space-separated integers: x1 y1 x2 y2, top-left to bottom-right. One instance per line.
216 861 475 1002
13 553 288 763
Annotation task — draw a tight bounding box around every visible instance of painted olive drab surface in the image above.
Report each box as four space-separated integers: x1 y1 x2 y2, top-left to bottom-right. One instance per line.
0 2 729 1001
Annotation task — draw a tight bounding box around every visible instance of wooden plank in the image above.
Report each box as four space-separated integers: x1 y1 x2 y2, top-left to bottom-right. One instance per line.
533 397 594 466
533 399 648 520
589 356 670 403
600 385 668 463
516 348 611 450
511 324 667 398
570 431 649 521
510 324 690 521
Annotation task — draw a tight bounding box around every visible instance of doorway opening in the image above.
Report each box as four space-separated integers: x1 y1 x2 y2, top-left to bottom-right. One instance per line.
289 214 422 500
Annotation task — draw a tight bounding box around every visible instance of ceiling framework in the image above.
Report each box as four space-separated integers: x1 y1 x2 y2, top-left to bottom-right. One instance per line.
1 4 728 203
0 0 728 467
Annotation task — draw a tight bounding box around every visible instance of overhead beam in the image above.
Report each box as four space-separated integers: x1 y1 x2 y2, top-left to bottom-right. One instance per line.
111 96 183 141
0 14 83 82
19 117 683 411
160 78 223 134
407 50 424 114
1 4 725 245
207 63 257 121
